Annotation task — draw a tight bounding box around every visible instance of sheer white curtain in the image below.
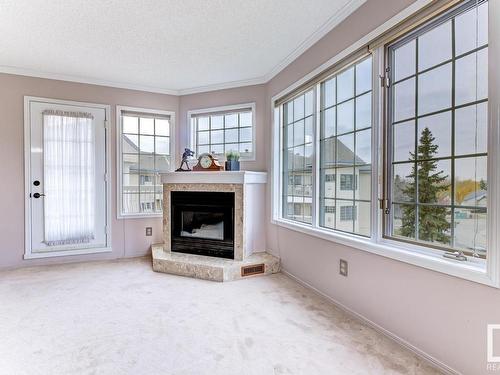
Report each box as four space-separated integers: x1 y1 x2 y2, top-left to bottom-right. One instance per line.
43 110 96 246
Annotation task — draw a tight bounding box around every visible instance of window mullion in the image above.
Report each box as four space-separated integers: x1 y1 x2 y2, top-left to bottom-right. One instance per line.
313 84 321 229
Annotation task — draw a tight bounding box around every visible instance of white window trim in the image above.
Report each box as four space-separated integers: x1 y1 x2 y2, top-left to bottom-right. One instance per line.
23 96 112 259
271 0 500 288
187 102 256 161
116 105 176 219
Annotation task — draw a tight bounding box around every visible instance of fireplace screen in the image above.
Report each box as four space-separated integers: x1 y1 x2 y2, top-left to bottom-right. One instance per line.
171 191 234 259
180 211 224 240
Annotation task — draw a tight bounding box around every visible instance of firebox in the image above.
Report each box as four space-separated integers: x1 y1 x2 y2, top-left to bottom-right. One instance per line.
171 191 234 259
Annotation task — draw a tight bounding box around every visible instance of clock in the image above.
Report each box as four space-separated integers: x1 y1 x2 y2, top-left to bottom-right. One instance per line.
193 153 224 171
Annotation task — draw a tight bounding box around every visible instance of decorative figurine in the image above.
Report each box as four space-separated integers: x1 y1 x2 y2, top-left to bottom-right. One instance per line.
176 148 195 171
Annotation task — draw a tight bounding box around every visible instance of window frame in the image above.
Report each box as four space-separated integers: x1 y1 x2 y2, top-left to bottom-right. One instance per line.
187 103 256 161
271 0 500 287
116 105 176 219
383 0 490 256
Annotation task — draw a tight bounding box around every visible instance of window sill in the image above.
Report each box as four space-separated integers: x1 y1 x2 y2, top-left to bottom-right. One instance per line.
271 217 497 288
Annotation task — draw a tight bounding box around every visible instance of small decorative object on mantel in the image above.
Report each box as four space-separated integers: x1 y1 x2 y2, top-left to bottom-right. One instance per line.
176 148 195 172
225 150 240 171
193 153 224 171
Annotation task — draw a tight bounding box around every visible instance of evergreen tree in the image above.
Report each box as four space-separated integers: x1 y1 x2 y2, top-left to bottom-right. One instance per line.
479 178 487 191
400 127 450 244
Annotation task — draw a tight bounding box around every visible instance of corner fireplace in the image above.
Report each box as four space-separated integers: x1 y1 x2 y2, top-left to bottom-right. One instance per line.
171 191 234 259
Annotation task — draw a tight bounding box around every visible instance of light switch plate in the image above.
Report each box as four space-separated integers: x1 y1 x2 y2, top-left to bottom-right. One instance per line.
339 259 348 277
146 227 152 236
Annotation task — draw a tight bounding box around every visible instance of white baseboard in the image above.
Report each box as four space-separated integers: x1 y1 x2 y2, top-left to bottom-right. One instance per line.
281 269 460 375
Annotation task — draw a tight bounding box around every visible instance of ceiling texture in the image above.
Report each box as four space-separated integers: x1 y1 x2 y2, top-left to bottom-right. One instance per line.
0 0 365 94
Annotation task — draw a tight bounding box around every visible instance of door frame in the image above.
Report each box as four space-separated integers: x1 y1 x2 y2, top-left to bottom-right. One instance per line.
23 96 112 259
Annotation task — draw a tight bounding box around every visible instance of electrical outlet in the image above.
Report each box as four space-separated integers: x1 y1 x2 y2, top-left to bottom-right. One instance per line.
145 227 152 236
339 259 348 277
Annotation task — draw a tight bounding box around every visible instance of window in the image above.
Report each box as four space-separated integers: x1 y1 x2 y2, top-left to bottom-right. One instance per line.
386 0 488 257
325 206 336 214
340 174 357 191
273 0 499 285
117 106 175 218
189 103 255 160
325 173 336 182
282 90 314 224
279 56 372 234
340 206 357 221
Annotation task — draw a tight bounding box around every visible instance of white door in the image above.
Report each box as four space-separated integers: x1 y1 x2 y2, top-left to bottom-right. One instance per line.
25 98 109 257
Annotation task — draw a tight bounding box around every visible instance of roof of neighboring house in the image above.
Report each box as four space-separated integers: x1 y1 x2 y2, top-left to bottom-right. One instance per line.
463 190 487 203
286 138 367 172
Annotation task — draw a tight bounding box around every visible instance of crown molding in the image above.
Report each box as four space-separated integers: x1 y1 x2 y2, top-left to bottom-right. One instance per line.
177 76 268 96
262 0 367 82
0 65 179 96
0 0 365 97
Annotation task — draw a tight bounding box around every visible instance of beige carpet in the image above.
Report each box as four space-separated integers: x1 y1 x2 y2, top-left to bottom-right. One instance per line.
0 257 441 375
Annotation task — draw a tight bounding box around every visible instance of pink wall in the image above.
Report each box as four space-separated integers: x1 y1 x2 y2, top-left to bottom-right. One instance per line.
1 0 499 373
178 84 268 171
0 73 179 269
265 1 500 374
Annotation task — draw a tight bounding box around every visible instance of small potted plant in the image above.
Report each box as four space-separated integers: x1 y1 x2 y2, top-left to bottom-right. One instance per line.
225 150 240 171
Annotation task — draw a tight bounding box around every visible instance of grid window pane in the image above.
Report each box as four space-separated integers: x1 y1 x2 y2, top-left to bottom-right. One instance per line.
337 67 355 103
455 102 487 156
323 78 336 108
282 90 314 224
225 114 238 128
337 100 354 135
455 49 488 106
211 115 223 129
155 119 170 136
120 111 172 216
393 78 415 122
193 109 253 158
122 134 139 154
155 137 169 155
198 117 209 130
211 130 224 144
123 116 138 134
418 20 452 71
417 111 452 159
418 63 452 115
140 117 154 135
455 2 488 56
393 121 415 162
317 57 372 236
139 135 155 153
394 40 416 81
388 0 488 256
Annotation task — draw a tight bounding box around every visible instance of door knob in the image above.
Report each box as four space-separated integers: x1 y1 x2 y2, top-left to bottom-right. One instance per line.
33 193 45 198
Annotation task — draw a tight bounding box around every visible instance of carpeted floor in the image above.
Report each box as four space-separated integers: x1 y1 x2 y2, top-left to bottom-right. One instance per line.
0 257 441 375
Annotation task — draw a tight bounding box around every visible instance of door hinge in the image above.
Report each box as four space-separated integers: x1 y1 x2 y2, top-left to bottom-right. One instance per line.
104 120 109 128
104 173 108 182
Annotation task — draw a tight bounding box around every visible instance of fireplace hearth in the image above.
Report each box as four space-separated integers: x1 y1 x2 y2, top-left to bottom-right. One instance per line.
171 191 234 259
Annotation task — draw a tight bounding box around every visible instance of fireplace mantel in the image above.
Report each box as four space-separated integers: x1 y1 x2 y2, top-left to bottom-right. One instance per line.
161 171 267 185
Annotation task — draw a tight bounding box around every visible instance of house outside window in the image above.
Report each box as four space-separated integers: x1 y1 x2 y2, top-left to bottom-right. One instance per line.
117 106 175 218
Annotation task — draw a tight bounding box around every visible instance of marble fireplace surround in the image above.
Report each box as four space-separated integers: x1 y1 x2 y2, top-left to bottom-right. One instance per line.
163 182 244 259
162 171 268 261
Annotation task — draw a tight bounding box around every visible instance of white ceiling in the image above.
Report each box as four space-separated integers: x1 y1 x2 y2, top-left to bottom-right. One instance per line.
0 0 365 94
